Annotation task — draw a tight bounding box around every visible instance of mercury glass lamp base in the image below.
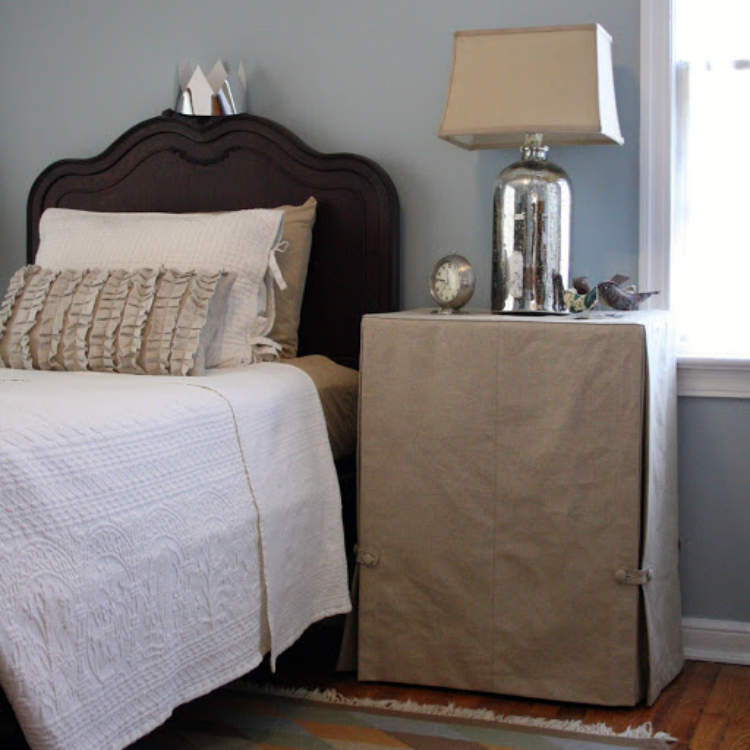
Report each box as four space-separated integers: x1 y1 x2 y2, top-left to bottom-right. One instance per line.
491 134 571 314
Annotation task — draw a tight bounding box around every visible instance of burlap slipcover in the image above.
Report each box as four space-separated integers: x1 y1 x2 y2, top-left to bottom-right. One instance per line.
357 311 682 706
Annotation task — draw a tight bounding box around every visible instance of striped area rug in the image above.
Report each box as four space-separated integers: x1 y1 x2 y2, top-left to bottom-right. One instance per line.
129 683 673 749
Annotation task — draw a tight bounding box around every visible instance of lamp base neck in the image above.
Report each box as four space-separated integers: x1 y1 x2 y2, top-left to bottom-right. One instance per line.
521 132 549 161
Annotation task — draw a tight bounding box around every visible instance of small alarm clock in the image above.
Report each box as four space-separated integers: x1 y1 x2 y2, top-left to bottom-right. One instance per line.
429 254 475 313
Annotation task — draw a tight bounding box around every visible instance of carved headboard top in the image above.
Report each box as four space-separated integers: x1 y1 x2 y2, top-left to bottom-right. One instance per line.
27 111 400 368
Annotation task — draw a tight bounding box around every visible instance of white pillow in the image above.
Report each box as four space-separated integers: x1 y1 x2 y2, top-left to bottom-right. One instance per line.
36 207 285 367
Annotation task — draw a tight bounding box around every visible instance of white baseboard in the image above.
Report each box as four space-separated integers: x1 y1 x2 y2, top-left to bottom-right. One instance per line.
682 617 750 665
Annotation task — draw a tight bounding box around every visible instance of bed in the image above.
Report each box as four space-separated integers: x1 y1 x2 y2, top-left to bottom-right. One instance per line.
0 111 399 750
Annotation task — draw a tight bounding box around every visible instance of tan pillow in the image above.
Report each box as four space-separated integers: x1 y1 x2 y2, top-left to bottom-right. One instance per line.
281 354 359 460
269 197 317 358
0 265 234 376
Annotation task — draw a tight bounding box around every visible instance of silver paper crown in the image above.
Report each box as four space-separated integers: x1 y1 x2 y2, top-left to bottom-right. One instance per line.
176 60 247 116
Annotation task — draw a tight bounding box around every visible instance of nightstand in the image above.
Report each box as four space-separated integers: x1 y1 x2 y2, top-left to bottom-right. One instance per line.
356 310 683 706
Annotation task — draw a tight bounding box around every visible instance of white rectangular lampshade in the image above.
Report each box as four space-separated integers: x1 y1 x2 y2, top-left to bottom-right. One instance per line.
438 24 624 148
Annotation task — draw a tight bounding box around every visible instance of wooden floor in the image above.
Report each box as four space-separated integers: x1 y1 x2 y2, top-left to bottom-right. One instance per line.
308 662 748 750
256 626 750 750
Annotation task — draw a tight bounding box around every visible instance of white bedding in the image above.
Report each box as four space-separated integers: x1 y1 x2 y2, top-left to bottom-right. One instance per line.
0 364 351 750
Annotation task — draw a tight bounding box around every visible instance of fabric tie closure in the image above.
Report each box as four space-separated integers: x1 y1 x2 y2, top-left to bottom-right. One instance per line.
269 241 288 291
355 546 379 568
615 567 653 586
248 336 282 362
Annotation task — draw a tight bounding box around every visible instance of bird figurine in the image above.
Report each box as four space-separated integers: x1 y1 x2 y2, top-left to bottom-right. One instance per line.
573 276 592 294
564 275 598 312
564 274 660 313
596 275 659 310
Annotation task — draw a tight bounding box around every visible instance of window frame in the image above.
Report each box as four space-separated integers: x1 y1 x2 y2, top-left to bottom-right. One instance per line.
640 0 750 398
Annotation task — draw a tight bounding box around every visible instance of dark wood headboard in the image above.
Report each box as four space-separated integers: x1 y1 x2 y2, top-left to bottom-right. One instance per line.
26 111 400 368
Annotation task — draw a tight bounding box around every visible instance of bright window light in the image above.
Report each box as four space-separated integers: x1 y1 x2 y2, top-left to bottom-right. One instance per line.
672 0 750 358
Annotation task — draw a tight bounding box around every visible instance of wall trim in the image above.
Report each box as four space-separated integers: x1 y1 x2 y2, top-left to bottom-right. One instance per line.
682 617 750 665
677 359 750 399
639 0 673 310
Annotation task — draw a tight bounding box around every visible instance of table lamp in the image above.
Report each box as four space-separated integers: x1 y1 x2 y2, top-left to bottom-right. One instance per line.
438 24 623 313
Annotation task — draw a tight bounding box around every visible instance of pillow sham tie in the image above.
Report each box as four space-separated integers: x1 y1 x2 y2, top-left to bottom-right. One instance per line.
269 241 288 291
248 335 283 362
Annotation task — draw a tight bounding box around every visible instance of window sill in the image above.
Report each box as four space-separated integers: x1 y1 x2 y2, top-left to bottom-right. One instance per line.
677 358 750 399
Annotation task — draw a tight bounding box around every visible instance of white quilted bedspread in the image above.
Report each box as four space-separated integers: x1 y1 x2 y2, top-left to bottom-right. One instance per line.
0 364 351 750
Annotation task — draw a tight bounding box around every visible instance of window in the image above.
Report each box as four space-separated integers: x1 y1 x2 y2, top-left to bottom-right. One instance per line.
640 0 750 397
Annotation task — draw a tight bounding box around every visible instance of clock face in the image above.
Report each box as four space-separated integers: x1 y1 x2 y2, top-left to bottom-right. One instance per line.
429 254 475 311
432 262 461 302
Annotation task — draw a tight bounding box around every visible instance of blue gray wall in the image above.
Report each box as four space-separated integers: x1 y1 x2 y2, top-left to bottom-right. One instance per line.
0 0 747 623
678 398 750 621
0 0 639 300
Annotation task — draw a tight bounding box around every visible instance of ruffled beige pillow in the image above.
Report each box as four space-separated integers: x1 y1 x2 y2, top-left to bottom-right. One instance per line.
0 265 235 376
269 197 317 358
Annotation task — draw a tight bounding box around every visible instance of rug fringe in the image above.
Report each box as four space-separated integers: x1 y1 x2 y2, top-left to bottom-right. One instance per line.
233 682 677 743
